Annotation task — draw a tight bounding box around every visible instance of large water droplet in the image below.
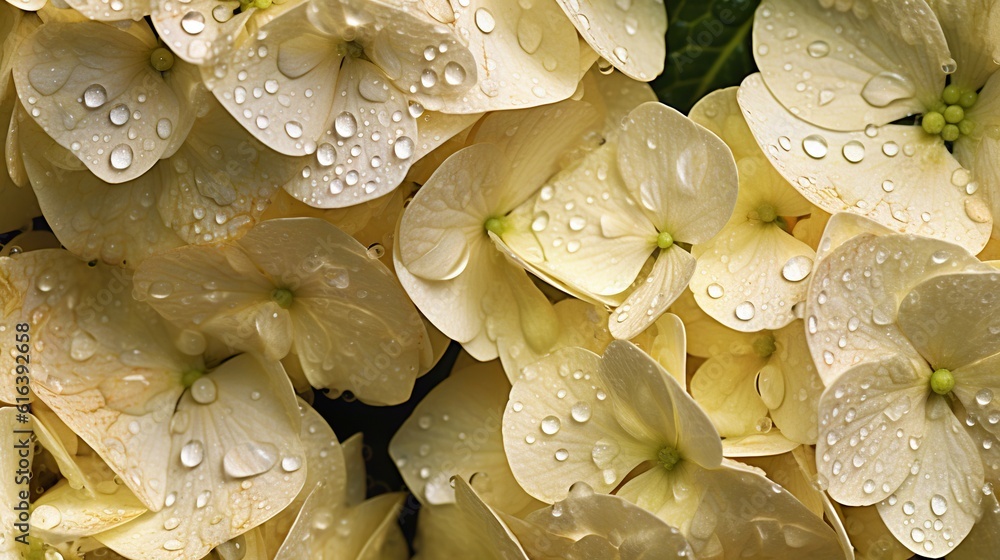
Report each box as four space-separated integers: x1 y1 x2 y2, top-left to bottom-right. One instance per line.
591 439 620 468
223 441 279 478
735 301 756 321
190 377 217 404
931 494 948 516
180 440 204 468
83 84 108 109
110 144 133 170
334 112 357 138
181 11 206 34
394 136 414 159
781 255 813 282
842 140 865 163
807 40 829 58
443 62 466 86
707 283 724 299
860 72 916 107
802 135 828 159
570 402 591 423
70 332 98 361
540 415 561 435
31 505 61 530
976 388 994 406
475 8 496 33
109 104 130 126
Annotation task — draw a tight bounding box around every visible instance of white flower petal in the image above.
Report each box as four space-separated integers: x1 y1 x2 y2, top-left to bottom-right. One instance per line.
722 431 800 457
391 360 538 515
876 395 983 558
619 102 739 244
898 270 1000 370
813 211 894 261
927 0 1000 90
13 20 186 182
805 231 985 384
580 65 657 141
503 142 657 299
282 57 419 208
503 347 653 503
98 353 305 560
609 245 696 340
61 0 150 20
816 358 930 507
152 0 250 66
433 0 581 113
690 351 769 438
32 481 146 542
555 0 666 81
769 321 825 445
450 478 530 560
752 0 947 130
738 73 993 253
949 491 1000 560
689 86 762 161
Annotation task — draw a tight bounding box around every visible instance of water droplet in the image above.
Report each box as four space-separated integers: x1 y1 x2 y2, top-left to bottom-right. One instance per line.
842 140 865 163
156 118 173 139
394 136 414 159
554 449 569 461
83 84 107 109
443 62 466 86
223 441 279 478
284 120 302 139
861 72 916 107
540 416 561 435
903 501 916 515
735 301 756 321
707 283 724 299
180 440 204 468
802 135 828 158
977 388 994 406
931 494 948 516
334 112 357 138
591 439 620 468
109 104 130 126
862 479 876 493
781 255 813 282
281 455 302 472
110 144 133 170
570 402 591 423
807 40 830 58
911 528 925 543
941 58 957 74
164 539 184 551
190 377 217 404
881 180 895 192
196 490 211 508
475 8 496 33
613 46 629 63
181 11 206 34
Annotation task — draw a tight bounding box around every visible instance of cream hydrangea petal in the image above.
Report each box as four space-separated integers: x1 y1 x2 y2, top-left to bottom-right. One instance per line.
875 395 983 558
690 352 769 438
98 353 305 560
812 211 893 260
692 219 815 332
609 245 696 340
769 321 824 445
283 57 419 208
433 0 581 113
60 0 150 21
156 96 297 246
722 431 799 457
927 0 1000 90
952 352 1000 443
554 0 666 81
601 340 723 468
398 143 496 281
238 218 426 405
31 481 146 542
752 0 947 131
503 347 652 502
897 271 1000 370
834 503 912 560
151 0 250 66
579 65 657 141
16 108 184 267
412 504 488 559
13 20 186 182
204 2 341 157
743 447 825 517
689 87 761 161
950 491 1000 560
639 311 687 387
619 102 739 244
512 482 694 558
816 358 930 507
670 289 759 359
806 231 985 384
343 0 477 109
0 79 39 234
502 142 657 299
391 361 538 515
738 73 993 253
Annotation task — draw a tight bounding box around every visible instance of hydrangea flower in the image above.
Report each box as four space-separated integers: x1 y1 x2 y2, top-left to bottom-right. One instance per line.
133 217 431 405
205 0 476 208
739 0 999 253
688 87 816 331
1 249 307 559
807 220 1000 556
503 340 842 558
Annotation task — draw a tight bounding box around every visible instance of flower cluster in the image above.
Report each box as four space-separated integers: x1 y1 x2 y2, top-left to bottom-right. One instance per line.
1 0 998 559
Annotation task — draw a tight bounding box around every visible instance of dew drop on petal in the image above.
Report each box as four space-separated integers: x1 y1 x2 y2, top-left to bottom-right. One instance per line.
735 301 755 321
570 402 591 423
931 494 948 516
223 441 279 478
181 11 206 34
83 84 107 109
393 136 414 159
334 112 357 137
190 377 217 404
540 416 561 435
180 440 204 468
707 283 724 299
802 135 828 159
474 8 496 33
781 255 813 282
109 145 133 170
554 449 569 461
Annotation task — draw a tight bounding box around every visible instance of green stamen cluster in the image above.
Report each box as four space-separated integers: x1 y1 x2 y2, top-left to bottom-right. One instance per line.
240 0 273 10
657 446 681 471
656 231 674 249
922 84 978 141
930 368 955 395
181 369 205 388
757 204 778 224
150 47 174 72
753 334 777 359
271 287 294 309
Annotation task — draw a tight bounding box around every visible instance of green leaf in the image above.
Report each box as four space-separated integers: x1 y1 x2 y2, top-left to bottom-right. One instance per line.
653 0 760 114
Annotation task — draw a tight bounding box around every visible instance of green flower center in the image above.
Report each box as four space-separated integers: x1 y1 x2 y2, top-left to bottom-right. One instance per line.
240 0 273 10
930 368 955 395
150 47 174 72
753 334 777 359
656 230 674 249
484 216 510 236
181 369 205 388
271 288 294 309
657 446 681 471
757 204 778 224
922 84 978 141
